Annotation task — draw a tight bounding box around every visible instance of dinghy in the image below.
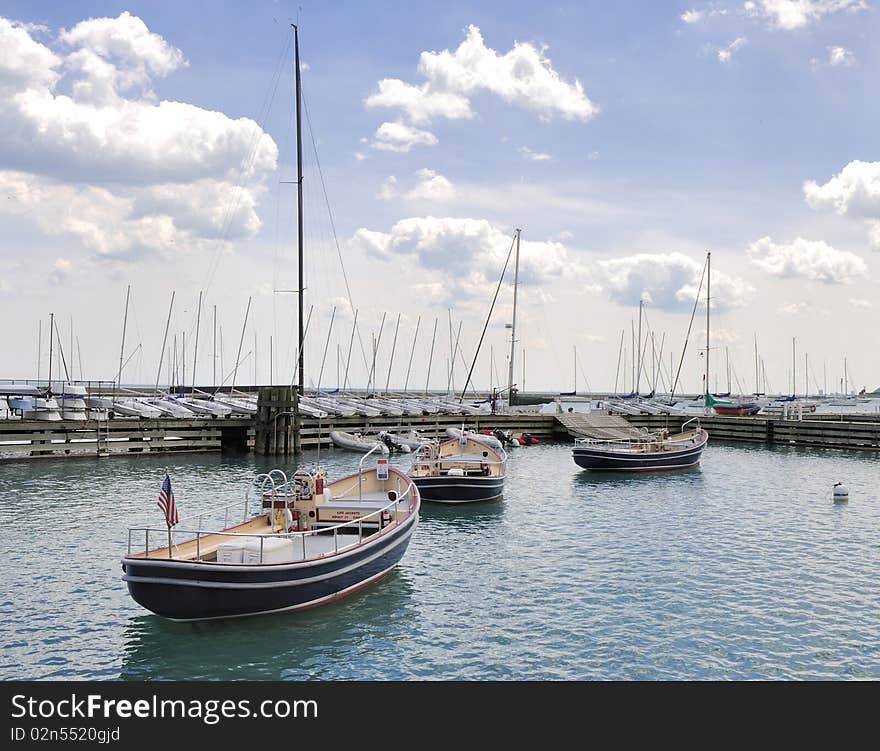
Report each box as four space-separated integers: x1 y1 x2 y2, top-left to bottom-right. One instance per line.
329 430 390 454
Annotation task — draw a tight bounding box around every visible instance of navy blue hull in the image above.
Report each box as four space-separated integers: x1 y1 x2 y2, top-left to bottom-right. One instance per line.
411 475 504 503
572 440 706 471
123 515 417 621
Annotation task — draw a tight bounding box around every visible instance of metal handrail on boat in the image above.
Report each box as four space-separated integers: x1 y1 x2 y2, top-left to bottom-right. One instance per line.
358 443 384 501
127 472 418 563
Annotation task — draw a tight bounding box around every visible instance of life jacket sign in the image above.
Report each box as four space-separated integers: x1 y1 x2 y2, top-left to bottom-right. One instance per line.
376 458 389 480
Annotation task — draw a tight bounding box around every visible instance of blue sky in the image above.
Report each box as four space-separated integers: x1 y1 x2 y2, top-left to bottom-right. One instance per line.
1 1 878 395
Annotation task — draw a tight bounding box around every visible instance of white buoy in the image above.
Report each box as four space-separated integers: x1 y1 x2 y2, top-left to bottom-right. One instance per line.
510 438 520 447
832 482 849 503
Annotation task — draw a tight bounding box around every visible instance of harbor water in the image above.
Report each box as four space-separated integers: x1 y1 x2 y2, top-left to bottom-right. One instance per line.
1 441 878 680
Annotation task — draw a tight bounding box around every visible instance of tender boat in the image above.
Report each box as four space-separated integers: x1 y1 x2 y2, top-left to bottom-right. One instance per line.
409 433 506 503
445 426 505 452
572 418 708 471
329 430 390 454
122 462 420 621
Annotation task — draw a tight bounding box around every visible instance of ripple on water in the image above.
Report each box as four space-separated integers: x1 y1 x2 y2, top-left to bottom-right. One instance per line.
1 443 878 679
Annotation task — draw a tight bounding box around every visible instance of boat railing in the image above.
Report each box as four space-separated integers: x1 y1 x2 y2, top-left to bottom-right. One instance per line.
126 475 417 563
681 416 701 432
358 443 384 501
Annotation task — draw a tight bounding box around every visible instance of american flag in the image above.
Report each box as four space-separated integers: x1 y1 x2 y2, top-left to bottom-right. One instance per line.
157 473 178 527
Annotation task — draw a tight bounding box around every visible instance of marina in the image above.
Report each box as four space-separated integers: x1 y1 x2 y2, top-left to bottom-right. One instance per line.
2 442 877 680
1 5 878 690
4 396 880 459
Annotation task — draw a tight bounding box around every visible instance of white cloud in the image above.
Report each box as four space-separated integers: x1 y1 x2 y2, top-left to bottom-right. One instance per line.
828 46 856 66
364 24 597 126
371 121 438 152
404 169 455 201
518 146 552 161
0 13 277 259
588 252 754 311
681 7 729 23
804 161 880 218
49 258 73 285
353 151 367 161
718 37 747 63
744 0 867 31
682 9 707 23
0 170 192 258
377 175 398 200
870 221 880 251
777 300 810 315
747 236 868 283
804 161 880 249
59 10 187 99
349 216 572 304
848 298 873 310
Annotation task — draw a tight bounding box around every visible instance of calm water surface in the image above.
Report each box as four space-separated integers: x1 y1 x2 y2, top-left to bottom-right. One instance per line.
1 441 878 680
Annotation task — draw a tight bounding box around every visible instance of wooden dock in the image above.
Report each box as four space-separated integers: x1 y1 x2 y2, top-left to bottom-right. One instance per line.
0 417 253 460
4 396 880 461
620 413 880 452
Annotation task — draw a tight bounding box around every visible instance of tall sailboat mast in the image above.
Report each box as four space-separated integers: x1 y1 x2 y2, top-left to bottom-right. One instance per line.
507 228 521 407
704 251 710 406
293 24 305 396
635 299 643 395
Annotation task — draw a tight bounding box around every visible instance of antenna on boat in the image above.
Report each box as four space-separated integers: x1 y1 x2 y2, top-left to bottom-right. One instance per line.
292 23 305 400
156 292 175 394
459 230 517 404
114 286 130 406
192 290 202 392
507 228 521 408
403 315 421 393
424 317 438 396
704 251 710 409
231 296 252 393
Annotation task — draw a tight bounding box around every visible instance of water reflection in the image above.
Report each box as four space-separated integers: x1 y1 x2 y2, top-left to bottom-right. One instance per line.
418 497 506 529
119 569 418 680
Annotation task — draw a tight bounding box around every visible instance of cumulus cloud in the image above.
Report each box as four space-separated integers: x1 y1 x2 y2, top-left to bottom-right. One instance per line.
0 13 277 258
371 121 438 152
718 37 748 63
349 216 572 304
828 46 856 66
804 161 880 218
404 169 455 201
588 252 754 311
518 146 552 161
744 0 867 31
747 236 868 283
804 161 880 249
365 24 597 127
